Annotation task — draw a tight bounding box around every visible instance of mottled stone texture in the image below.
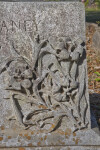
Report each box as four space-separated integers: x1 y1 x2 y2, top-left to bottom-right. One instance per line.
0 1 98 149
1 146 100 150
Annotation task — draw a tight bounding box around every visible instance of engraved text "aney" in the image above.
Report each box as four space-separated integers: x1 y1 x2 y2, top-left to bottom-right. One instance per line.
0 20 35 33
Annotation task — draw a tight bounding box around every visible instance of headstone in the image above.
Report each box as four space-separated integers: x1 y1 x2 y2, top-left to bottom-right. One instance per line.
0 1 99 149
93 30 100 56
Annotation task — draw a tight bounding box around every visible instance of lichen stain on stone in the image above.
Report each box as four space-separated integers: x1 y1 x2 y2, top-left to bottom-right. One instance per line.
73 138 75 141
58 130 65 135
31 131 34 135
65 128 72 138
75 138 80 145
58 140 65 145
18 148 25 150
37 141 41 146
0 126 5 130
73 132 76 137
24 133 28 137
8 136 11 139
19 134 23 136
73 137 80 145
28 143 32 146
38 105 47 109
41 137 43 141
27 136 31 140
44 135 47 140
65 135 69 139
0 137 3 141
50 124 56 130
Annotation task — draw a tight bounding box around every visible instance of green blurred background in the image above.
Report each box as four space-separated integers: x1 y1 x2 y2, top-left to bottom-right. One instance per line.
82 0 100 23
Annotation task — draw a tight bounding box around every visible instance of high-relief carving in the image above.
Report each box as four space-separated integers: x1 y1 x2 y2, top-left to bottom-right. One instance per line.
0 32 89 132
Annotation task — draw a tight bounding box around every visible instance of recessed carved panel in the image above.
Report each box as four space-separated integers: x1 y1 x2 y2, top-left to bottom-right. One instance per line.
0 32 89 132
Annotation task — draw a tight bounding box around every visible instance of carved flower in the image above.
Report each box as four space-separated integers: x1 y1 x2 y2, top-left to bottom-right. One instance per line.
53 37 72 60
7 59 33 90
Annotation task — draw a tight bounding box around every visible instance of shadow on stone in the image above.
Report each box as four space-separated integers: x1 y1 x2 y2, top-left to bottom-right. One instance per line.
90 93 100 135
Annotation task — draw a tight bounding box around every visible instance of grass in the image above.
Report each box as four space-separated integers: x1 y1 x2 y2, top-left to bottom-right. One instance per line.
86 8 100 23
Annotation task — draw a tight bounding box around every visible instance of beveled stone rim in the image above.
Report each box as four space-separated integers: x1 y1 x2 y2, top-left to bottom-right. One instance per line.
0 1 80 3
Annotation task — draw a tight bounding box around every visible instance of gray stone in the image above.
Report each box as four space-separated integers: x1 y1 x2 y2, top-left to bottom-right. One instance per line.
0 1 99 149
0 0 79 1
1 146 100 150
93 30 100 56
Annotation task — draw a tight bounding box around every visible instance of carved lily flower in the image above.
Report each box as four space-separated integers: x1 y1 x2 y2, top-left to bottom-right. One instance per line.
54 38 72 60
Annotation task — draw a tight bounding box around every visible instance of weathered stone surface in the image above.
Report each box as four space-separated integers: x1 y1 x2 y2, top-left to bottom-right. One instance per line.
0 0 79 1
0 1 98 149
93 30 100 56
1 146 100 150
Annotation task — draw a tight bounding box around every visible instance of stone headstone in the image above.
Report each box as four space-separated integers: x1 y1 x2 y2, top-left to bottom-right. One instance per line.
0 1 99 149
93 30 100 57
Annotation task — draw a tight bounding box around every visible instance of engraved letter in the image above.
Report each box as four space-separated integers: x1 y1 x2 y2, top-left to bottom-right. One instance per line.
11 20 20 31
0 21 8 32
24 20 33 31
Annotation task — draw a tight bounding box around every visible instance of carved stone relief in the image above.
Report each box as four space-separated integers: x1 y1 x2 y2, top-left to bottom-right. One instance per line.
0 32 89 132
